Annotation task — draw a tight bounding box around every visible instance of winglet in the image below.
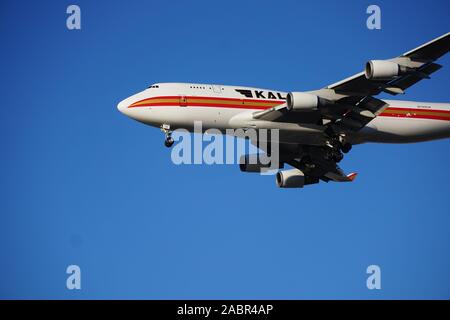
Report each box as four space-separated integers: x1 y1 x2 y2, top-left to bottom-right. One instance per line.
346 172 358 182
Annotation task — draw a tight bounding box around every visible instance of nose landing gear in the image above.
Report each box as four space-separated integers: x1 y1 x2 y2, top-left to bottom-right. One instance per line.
161 124 174 148
164 136 174 148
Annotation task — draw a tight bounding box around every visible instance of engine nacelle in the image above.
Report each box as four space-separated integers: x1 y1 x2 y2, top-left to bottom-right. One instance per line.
239 154 282 173
276 169 305 188
365 60 408 80
286 92 320 111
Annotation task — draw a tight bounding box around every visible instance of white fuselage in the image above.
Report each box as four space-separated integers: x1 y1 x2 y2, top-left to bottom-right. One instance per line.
118 83 450 145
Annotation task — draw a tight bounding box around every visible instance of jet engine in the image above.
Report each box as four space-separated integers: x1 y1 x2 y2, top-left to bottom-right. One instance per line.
286 92 321 111
365 60 408 80
276 169 305 188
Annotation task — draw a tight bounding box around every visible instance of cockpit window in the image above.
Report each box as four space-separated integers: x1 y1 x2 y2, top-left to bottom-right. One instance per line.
148 85 159 89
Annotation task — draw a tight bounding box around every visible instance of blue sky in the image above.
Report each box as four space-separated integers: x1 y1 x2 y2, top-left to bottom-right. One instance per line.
0 0 449 299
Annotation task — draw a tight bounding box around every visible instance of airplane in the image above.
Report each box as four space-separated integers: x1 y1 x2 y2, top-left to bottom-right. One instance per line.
118 32 450 188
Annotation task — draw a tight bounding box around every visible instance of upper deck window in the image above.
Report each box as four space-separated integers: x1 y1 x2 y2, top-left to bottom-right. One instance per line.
189 85 206 89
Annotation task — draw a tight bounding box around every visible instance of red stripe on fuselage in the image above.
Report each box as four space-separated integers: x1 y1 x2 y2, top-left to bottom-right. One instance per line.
128 96 450 121
378 113 450 121
133 102 270 110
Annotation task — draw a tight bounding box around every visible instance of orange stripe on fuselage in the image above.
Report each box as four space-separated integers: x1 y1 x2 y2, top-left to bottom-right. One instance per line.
128 96 450 121
128 96 283 110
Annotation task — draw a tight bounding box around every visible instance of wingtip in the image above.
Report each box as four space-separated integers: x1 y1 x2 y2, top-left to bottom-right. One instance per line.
347 172 358 181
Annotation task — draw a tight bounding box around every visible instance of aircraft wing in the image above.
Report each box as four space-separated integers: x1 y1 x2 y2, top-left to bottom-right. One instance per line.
285 145 358 183
254 32 450 132
327 32 450 96
255 142 357 185
243 33 449 187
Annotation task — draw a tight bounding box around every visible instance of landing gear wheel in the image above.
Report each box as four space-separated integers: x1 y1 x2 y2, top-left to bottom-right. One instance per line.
341 143 352 154
164 136 174 148
333 152 344 163
324 151 333 161
161 124 174 148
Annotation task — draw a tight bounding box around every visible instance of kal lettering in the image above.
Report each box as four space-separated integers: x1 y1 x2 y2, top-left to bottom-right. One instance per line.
255 91 265 99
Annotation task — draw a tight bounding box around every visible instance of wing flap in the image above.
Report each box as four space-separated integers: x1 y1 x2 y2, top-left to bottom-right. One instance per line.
252 103 289 121
389 62 442 91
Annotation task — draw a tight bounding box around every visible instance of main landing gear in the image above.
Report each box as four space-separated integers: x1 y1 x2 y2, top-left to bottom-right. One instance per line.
324 129 352 163
161 124 174 148
341 142 352 154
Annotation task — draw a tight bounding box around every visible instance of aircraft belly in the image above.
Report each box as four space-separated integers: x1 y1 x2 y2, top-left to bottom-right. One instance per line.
133 106 326 144
135 106 244 131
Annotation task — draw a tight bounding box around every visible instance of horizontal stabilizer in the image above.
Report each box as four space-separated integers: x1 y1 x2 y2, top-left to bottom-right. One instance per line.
324 170 358 182
346 172 358 181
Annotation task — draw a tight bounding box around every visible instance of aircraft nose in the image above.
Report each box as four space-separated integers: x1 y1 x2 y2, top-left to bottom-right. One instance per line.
117 99 129 115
